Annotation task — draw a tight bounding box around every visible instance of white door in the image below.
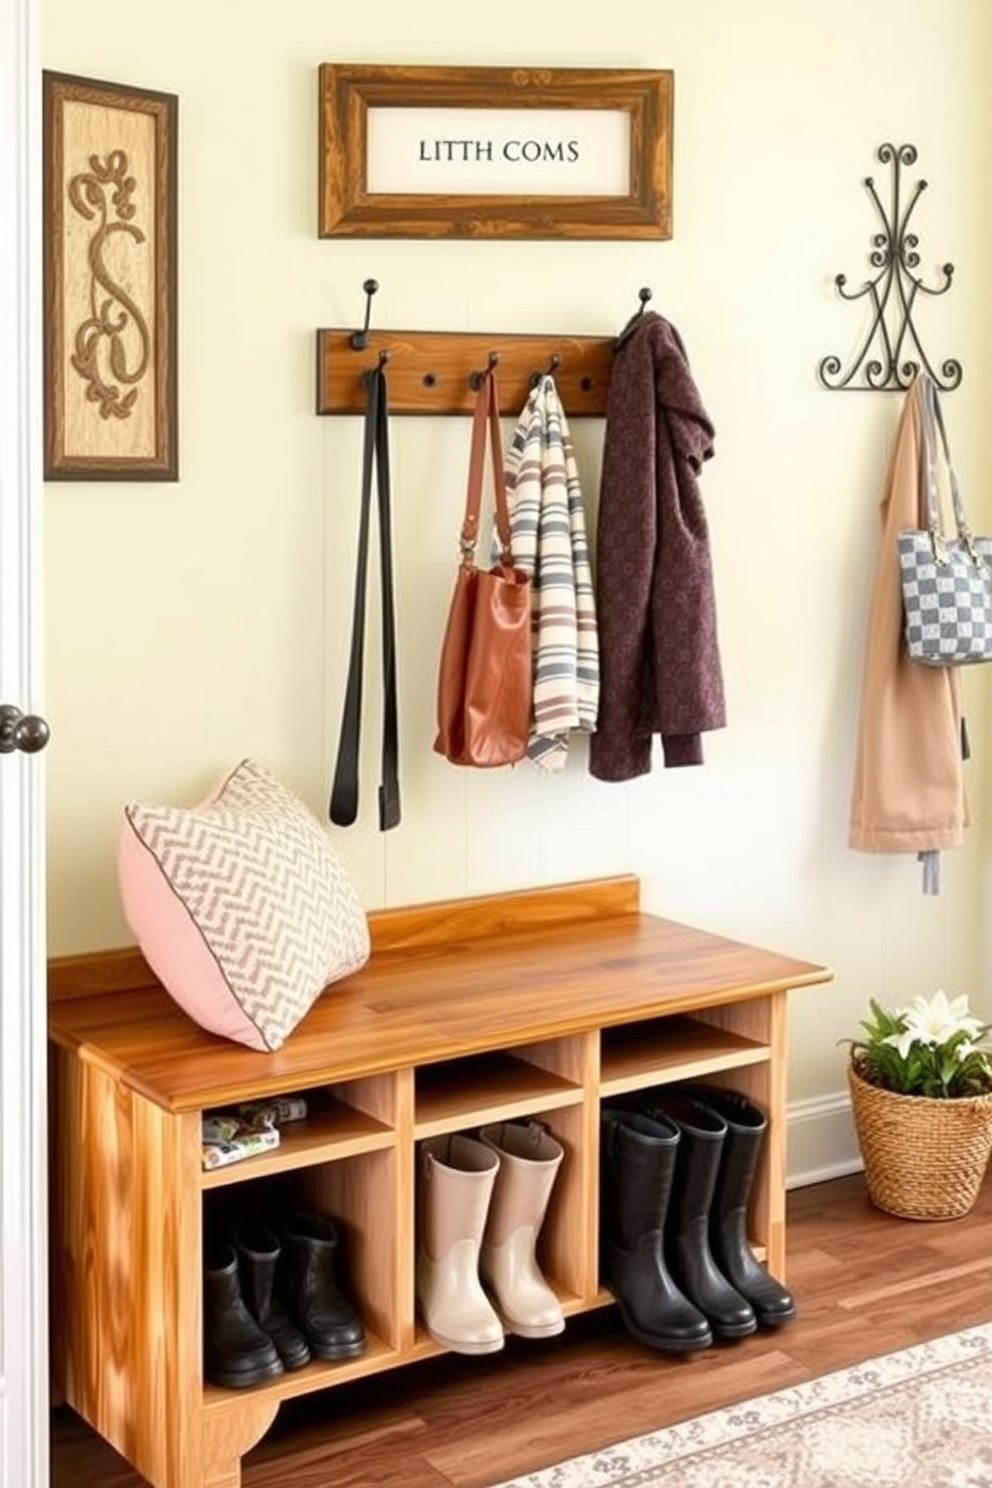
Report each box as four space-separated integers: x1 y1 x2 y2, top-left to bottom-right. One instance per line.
0 0 51 1485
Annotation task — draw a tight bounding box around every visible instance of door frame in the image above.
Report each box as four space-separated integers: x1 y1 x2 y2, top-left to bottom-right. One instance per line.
0 0 50 1484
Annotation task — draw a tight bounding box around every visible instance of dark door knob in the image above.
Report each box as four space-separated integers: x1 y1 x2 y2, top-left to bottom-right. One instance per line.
0 704 50 755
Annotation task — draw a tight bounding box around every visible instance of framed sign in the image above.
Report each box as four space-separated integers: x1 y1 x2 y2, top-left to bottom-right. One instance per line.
43 71 178 481
319 64 673 240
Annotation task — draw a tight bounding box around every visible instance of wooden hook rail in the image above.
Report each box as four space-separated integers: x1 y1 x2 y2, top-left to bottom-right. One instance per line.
315 328 616 417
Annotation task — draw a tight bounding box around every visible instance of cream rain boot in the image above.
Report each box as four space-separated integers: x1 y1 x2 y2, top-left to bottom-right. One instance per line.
478 1120 565 1339
415 1134 504 1355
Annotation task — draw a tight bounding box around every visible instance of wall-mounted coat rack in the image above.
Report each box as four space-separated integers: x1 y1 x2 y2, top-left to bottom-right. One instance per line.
315 281 654 417
817 142 961 392
316 328 616 417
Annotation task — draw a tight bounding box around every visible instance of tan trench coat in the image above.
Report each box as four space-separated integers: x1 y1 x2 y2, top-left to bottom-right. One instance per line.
849 374 968 854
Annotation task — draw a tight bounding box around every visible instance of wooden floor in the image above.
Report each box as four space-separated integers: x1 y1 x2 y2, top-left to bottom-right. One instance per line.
52 1171 992 1488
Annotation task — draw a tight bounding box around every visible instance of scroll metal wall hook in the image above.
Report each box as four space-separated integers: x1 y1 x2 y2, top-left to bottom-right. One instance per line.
350 278 379 351
468 351 500 390
613 287 653 351
818 144 961 391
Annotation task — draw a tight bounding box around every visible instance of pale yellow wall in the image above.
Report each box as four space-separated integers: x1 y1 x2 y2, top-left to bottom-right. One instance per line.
42 0 992 1112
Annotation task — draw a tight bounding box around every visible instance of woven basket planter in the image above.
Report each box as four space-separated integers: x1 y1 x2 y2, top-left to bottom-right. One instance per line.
848 1057 992 1220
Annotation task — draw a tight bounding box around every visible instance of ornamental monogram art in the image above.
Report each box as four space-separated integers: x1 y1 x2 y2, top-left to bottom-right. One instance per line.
67 148 151 421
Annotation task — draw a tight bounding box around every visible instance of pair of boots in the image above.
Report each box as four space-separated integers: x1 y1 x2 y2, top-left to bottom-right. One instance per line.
204 1210 365 1388
416 1120 564 1355
601 1085 795 1354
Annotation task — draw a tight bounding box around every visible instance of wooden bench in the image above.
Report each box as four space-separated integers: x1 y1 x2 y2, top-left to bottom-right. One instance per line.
48 874 831 1488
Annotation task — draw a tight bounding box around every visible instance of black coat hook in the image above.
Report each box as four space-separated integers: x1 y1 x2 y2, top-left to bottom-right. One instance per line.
361 348 390 387
613 287 653 351
529 353 561 389
350 279 379 351
468 350 500 390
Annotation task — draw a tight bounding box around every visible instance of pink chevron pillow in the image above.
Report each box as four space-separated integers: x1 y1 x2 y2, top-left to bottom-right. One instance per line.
117 758 370 1051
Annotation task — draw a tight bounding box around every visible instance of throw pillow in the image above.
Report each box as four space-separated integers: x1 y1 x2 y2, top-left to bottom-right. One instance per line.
117 758 370 1051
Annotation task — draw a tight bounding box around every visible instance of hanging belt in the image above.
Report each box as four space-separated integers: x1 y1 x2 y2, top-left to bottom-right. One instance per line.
329 365 400 831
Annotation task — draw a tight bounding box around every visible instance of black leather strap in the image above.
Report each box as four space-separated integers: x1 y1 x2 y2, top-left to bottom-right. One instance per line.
329 366 400 831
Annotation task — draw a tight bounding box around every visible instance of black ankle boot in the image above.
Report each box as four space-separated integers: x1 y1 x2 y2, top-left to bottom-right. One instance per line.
203 1242 284 1388
639 1093 757 1341
236 1225 311 1370
600 1109 712 1353
283 1211 366 1360
666 1085 796 1328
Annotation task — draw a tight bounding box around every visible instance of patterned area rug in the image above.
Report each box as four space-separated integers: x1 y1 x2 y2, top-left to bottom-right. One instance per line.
491 1322 992 1488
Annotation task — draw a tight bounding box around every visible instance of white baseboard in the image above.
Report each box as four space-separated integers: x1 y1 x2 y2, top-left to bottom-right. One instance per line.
786 1089 864 1189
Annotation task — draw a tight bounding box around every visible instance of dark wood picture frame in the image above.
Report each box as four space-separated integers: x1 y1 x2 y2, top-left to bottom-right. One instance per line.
43 71 178 481
319 64 673 240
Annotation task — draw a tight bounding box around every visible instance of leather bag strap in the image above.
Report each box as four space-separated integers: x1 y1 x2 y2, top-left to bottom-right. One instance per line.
329 366 401 831
920 374 943 534
925 376 971 543
459 369 512 563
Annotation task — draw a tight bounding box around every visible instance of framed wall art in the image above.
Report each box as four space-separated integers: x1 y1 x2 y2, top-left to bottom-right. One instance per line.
43 72 178 481
319 64 673 241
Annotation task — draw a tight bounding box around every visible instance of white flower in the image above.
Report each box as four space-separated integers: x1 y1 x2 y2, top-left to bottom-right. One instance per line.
900 990 984 1048
860 989 992 1097
956 1041 992 1073
882 1027 917 1060
879 990 986 1061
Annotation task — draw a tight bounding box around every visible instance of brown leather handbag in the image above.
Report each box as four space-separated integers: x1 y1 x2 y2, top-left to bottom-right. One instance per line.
434 367 532 768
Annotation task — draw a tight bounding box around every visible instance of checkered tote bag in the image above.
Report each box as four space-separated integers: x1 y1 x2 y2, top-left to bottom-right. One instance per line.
897 375 992 666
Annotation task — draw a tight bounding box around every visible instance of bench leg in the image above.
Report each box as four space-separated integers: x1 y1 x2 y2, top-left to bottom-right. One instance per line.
206 1465 242 1488
203 1397 279 1488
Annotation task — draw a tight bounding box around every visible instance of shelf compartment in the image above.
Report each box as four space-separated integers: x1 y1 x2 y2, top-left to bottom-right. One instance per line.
600 1015 769 1099
201 1094 395 1190
291 1147 404 1352
528 1103 596 1303
414 1051 583 1137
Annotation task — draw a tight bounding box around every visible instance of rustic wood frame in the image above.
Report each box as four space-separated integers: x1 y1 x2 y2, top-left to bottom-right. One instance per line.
319 63 673 240
43 72 178 481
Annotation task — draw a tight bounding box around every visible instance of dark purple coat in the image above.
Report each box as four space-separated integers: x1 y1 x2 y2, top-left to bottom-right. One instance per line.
588 313 726 782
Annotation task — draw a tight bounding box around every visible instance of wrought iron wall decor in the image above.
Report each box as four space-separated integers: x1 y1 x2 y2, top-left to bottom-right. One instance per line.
817 142 961 392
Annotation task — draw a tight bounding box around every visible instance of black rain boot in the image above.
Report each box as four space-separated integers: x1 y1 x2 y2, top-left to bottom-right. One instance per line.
283 1211 366 1361
236 1225 311 1370
600 1108 712 1353
639 1093 757 1341
666 1085 796 1328
203 1242 284 1389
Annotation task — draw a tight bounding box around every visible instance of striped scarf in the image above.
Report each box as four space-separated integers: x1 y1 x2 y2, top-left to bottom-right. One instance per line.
502 375 600 770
